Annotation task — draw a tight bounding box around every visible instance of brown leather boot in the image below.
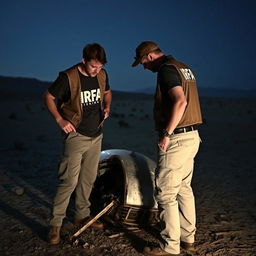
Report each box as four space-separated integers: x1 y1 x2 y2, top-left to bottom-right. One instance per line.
73 216 104 230
143 246 180 255
180 241 196 252
48 226 61 244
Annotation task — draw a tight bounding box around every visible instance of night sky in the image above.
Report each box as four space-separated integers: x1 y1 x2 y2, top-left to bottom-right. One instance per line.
0 0 255 92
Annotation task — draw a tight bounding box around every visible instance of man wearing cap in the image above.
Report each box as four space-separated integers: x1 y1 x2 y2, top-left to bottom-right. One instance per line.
132 41 202 256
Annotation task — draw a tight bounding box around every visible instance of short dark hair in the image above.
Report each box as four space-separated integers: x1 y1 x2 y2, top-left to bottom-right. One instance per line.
82 43 107 65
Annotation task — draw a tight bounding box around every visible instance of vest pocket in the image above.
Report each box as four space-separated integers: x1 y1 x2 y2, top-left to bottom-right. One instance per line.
61 107 79 126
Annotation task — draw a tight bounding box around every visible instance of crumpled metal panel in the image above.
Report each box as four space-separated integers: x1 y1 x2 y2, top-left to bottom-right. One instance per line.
99 149 158 208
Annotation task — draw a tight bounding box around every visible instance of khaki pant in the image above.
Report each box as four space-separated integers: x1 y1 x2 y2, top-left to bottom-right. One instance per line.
50 132 102 227
155 130 200 255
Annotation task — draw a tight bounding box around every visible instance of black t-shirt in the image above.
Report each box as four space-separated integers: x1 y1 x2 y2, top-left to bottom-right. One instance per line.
157 55 181 98
48 70 110 137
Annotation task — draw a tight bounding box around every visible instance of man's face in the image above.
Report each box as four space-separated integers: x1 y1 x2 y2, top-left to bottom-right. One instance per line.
83 59 103 77
140 55 158 73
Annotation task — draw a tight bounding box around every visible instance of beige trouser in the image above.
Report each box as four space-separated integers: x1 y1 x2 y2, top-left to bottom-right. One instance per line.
155 130 200 255
49 132 102 227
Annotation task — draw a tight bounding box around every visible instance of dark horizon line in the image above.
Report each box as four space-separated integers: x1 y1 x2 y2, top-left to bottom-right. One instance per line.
0 74 255 93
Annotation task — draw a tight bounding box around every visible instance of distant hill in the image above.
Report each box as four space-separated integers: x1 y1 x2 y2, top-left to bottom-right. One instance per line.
0 76 50 97
198 87 256 98
137 86 256 98
0 76 153 101
1 75 255 99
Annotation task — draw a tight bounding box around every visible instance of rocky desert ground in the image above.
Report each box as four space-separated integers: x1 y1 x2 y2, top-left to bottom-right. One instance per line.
0 79 256 255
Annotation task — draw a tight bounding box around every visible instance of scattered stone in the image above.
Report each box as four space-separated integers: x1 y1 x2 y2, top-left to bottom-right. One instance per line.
63 244 72 249
82 242 89 248
72 239 79 246
11 186 25 196
108 232 124 238
89 244 95 249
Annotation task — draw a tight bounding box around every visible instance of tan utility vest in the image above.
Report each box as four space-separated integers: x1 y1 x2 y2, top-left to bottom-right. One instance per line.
59 64 106 128
154 58 202 131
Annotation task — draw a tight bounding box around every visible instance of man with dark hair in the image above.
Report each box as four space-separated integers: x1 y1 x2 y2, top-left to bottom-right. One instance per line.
132 41 202 256
44 43 112 244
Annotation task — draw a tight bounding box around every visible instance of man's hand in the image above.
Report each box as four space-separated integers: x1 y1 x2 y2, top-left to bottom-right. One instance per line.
57 118 76 134
103 107 110 119
103 90 112 120
158 136 170 152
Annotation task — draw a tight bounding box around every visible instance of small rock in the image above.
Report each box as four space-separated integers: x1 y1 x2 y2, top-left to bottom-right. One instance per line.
83 242 89 248
11 186 25 195
89 244 95 249
72 239 79 246
63 244 72 249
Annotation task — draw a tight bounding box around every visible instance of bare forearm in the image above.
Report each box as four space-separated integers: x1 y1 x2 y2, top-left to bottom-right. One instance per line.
165 100 187 134
104 90 112 109
158 86 187 152
103 90 112 118
44 91 62 123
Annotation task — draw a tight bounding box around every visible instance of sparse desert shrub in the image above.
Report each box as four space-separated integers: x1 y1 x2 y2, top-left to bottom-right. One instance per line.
111 112 120 118
140 114 150 120
36 135 46 142
8 112 17 120
25 104 32 112
14 140 26 150
111 112 125 118
118 120 130 128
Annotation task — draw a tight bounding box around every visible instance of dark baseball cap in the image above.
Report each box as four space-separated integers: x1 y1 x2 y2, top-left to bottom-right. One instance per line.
131 41 160 67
